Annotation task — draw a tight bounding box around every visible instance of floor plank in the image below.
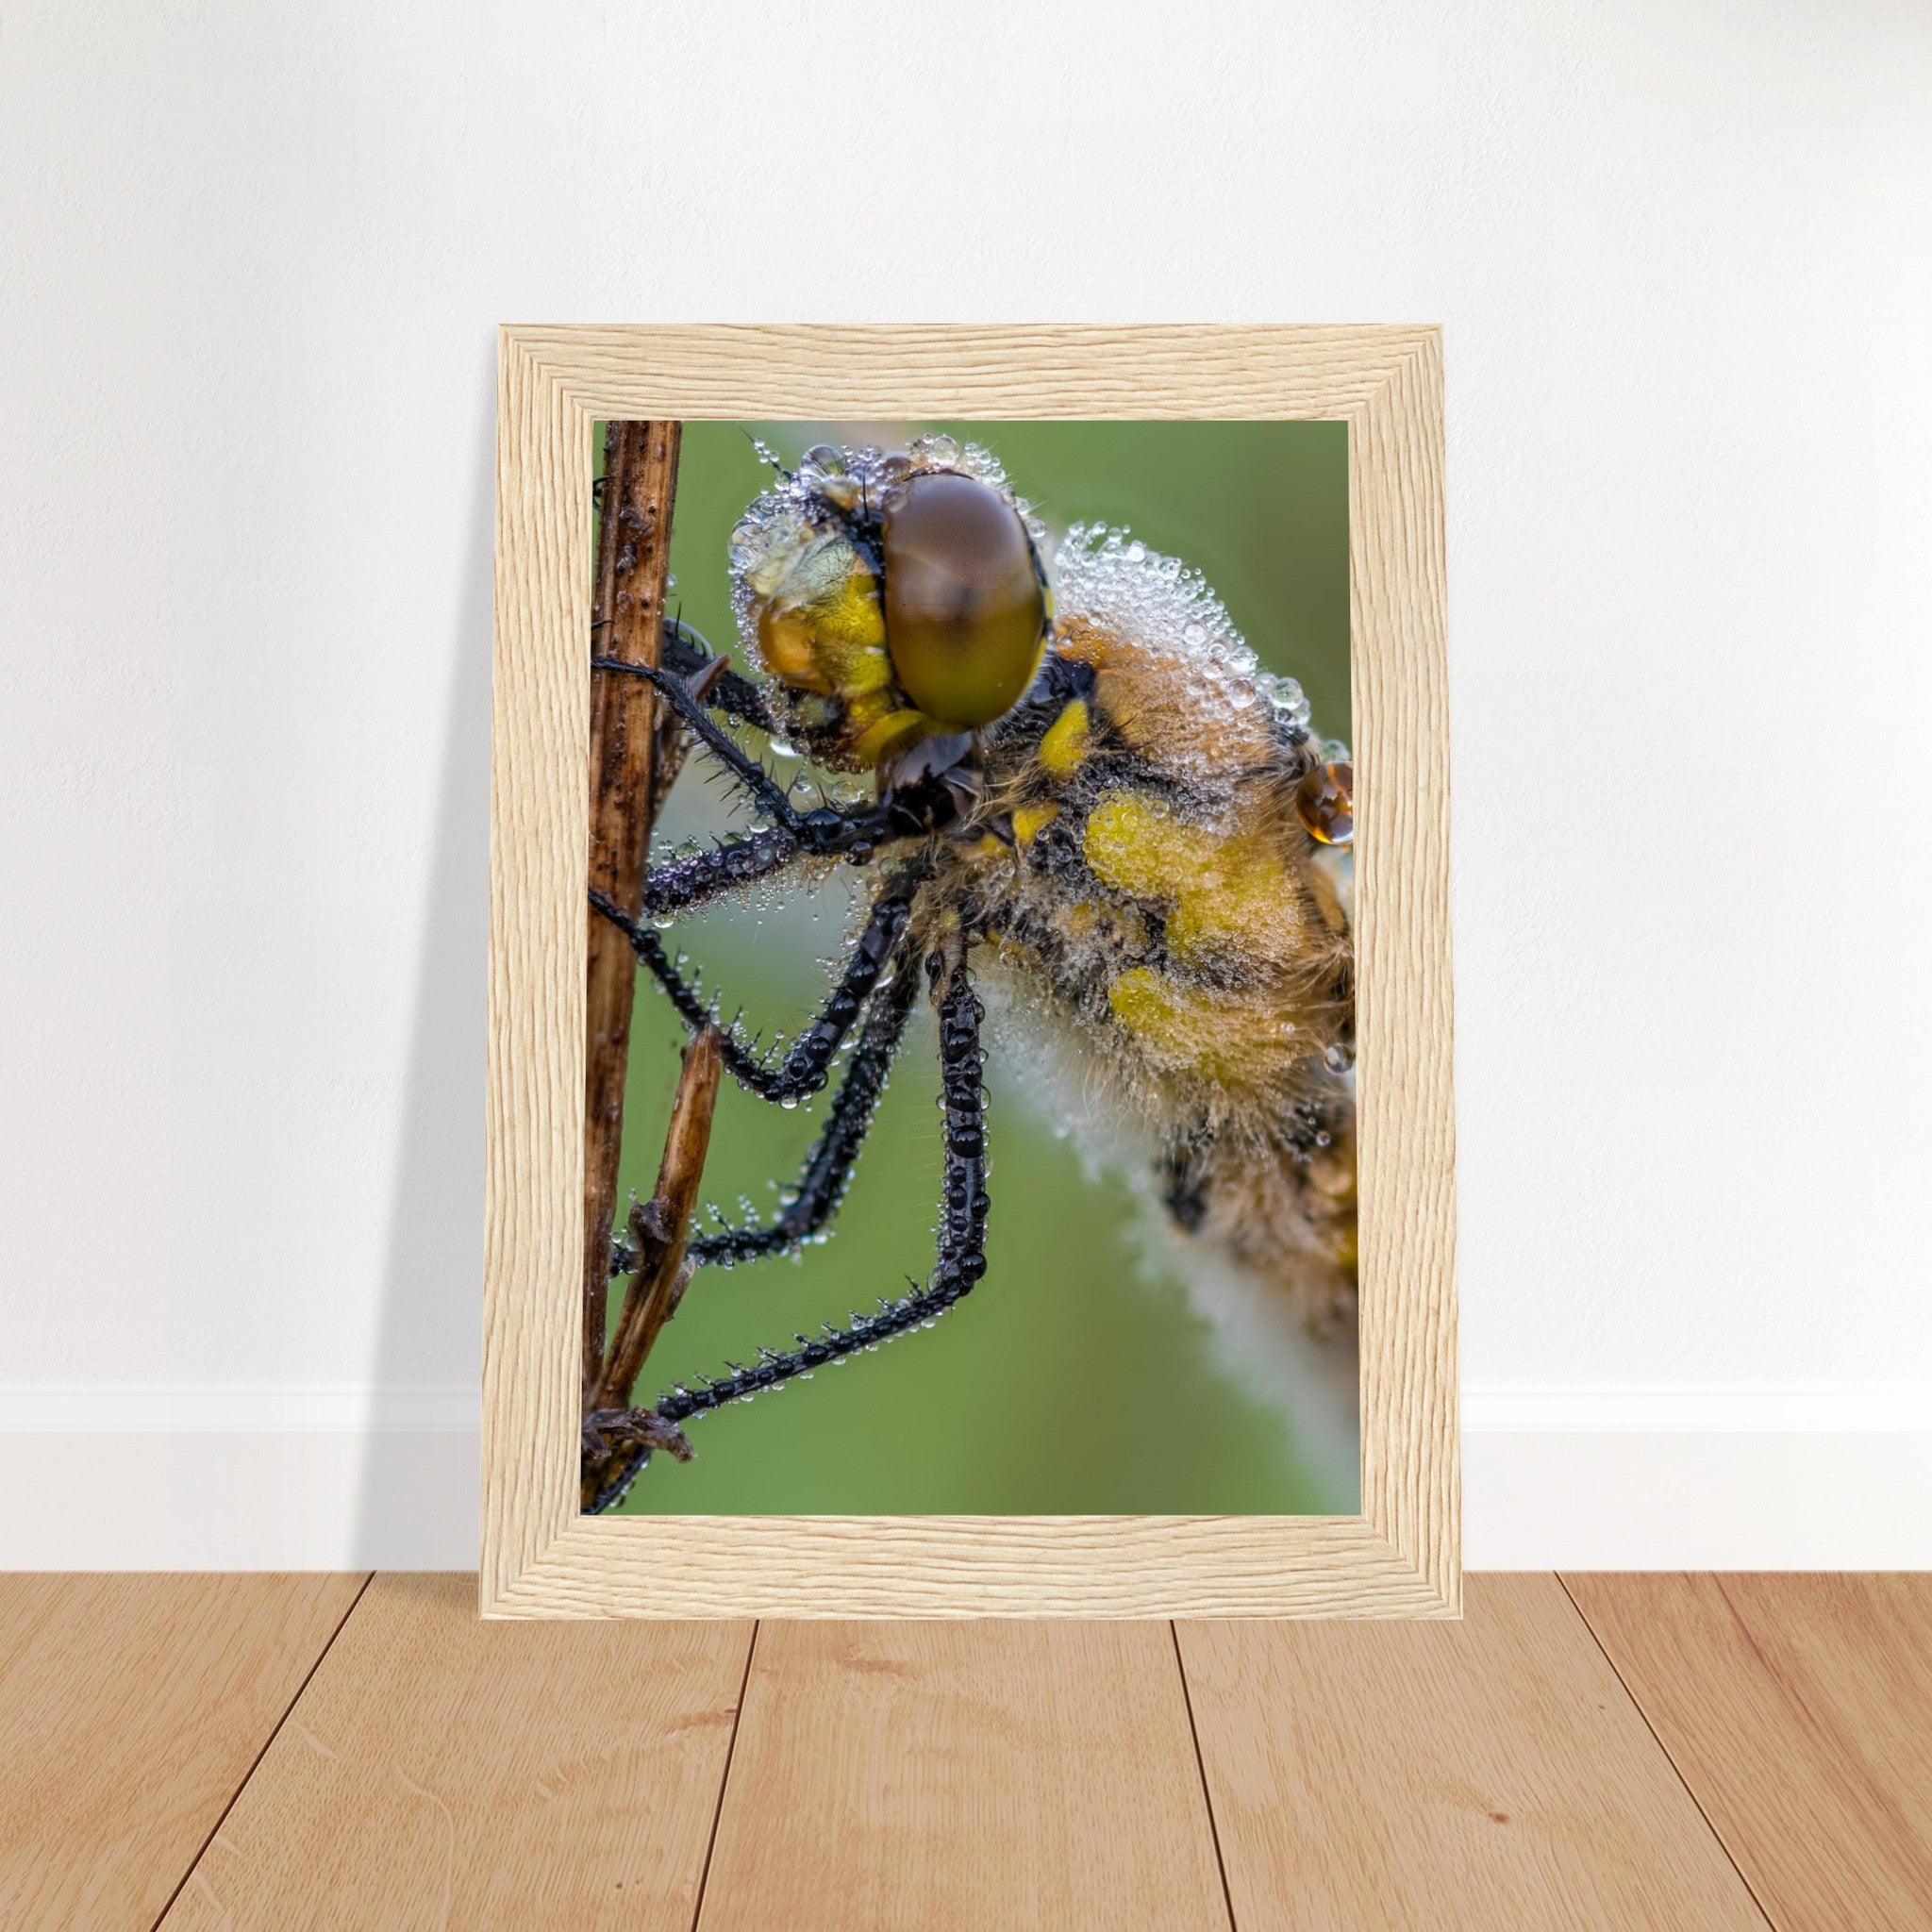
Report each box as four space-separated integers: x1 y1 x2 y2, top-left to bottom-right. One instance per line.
0 1572 366 1931
1564 1574 1932 1932
697 1621 1232 1931
157 1574 751 1932
1176 1573 1771 1930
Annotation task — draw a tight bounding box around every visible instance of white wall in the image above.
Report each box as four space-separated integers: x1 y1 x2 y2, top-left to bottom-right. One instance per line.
4 0 1928 1567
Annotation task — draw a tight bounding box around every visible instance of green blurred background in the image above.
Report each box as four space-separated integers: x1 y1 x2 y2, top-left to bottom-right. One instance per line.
599 420 1354 1515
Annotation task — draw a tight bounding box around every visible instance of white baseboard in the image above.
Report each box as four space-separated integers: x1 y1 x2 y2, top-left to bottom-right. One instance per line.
0 1386 483 1568
1464 1429 1931 1569
2 1385 1927 1571
0 1429 484 1570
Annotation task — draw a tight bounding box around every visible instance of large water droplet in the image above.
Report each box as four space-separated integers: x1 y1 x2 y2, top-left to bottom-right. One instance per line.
1295 760 1354 847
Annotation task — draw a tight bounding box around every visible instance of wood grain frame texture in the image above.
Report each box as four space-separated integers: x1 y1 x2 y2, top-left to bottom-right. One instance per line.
485 325 1456 1619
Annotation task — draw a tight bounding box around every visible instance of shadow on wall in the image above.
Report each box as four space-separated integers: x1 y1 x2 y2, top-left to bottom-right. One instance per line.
355 352 495 1566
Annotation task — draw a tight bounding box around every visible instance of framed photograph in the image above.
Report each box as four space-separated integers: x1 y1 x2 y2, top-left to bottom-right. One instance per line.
484 325 1456 1617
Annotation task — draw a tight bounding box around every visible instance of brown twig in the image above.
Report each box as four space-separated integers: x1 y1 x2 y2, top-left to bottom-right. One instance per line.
580 1025 723 1510
583 420 682 1403
580 418 730 1510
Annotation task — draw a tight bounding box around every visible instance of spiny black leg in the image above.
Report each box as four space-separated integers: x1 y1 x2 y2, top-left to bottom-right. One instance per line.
602 658 900 859
591 878 917 1109
591 614 773 728
646 958 989 1428
599 658 947 920
686 930 923 1267
640 826 810 918
592 656 791 826
625 780 902 927
656 620 774 732
582 961 983 1516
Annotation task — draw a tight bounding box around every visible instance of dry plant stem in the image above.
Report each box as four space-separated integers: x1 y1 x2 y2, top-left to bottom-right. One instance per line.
583 419 682 1404
582 1026 724 1509
597 1026 723 1412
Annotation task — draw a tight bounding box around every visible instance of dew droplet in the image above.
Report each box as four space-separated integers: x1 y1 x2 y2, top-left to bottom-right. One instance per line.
1295 760 1354 847
911 432 960 468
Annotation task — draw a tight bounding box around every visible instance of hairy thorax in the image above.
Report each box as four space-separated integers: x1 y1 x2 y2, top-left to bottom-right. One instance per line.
922 615 1360 1338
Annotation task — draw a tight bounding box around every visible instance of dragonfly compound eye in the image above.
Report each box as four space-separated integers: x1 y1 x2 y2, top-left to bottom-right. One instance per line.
881 471 1047 728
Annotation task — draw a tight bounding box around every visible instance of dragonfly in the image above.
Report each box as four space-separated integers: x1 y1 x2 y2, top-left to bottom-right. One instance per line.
585 434 1355 1502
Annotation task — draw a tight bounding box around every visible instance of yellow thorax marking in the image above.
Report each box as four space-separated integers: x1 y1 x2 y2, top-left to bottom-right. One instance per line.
1107 966 1304 1085
1108 968 1245 1078
1010 801 1060 846
1037 699 1091 776
1080 791 1291 967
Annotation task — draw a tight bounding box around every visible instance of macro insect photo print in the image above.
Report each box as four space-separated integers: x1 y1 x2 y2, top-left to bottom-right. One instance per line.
578 418 1360 1520
486 325 1455 1620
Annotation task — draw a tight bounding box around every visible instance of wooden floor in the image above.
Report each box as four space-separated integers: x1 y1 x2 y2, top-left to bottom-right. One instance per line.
2 1576 1927 1929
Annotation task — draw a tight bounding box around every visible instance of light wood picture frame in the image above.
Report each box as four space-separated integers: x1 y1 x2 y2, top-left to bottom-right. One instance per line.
485 325 1456 1618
